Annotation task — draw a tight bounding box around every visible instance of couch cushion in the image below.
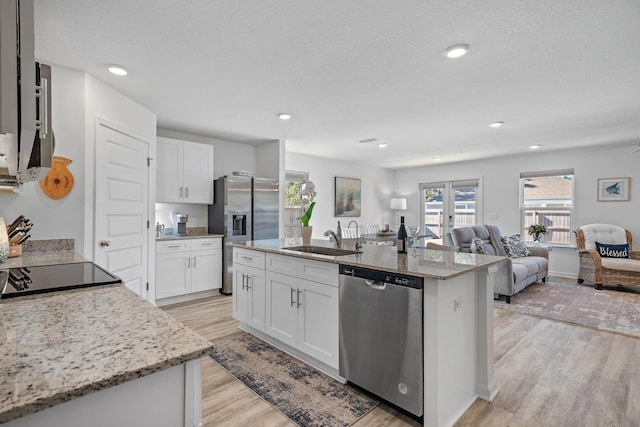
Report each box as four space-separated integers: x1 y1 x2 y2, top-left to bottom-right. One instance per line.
595 242 630 258
451 226 498 255
601 258 640 273
511 263 531 285
581 224 627 250
501 234 531 258
470 237 490 255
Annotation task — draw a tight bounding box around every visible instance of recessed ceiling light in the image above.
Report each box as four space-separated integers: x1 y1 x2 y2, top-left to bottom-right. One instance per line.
433 157 441 161
107 64 128 76
489 121 504 128
443 44 470 59
377 142 388 148
277 113 292 120
529 145 541 149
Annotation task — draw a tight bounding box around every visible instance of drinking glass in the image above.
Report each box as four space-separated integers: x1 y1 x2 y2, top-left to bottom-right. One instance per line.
408 226 420 256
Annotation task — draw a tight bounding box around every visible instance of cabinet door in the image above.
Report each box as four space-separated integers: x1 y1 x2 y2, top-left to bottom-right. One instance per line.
156 252 191 299
265 271 298 348
191 249 221 292
156 137 184 203
247 266 266 333
297 278 339 369
233 264 249 323
182 141 214 204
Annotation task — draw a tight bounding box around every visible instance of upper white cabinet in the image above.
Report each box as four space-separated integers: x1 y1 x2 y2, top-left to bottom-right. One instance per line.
156 137 214 204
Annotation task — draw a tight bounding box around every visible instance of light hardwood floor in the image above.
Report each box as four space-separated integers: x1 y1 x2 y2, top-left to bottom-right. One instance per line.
163 285 640 426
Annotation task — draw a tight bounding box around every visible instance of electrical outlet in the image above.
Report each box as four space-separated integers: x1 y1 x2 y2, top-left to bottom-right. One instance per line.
454 296 463 311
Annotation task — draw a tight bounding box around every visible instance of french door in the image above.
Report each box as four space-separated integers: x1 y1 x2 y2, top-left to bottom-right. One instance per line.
420 179 481 243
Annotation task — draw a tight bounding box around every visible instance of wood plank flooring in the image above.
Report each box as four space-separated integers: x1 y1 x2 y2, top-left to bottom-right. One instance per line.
163 281 640 426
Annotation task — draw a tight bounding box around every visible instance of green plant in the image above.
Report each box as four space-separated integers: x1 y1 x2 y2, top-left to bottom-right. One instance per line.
527 224 547 240
297 179 317 227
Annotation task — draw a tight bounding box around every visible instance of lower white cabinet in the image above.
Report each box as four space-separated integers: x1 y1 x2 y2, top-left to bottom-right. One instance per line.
156 238 222 301
232 249 339 369
265 253 339 369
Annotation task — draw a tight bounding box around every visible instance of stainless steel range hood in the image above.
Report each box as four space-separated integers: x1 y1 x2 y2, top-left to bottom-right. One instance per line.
0 0 54 187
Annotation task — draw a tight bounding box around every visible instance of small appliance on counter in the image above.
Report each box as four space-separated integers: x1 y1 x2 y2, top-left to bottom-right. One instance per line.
174 213 188 236
0 262 121 299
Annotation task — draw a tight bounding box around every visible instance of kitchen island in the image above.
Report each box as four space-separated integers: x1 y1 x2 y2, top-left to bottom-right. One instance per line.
0 262 213 426
230 238 506 427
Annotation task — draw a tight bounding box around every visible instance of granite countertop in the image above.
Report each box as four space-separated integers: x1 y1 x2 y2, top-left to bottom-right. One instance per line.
156 233 224 241
0 250 86 269
231 238 506 280
0 285 214 423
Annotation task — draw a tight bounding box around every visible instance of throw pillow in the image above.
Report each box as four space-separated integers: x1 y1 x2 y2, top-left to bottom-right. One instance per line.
595 242 630 258
470 237 490 255
501 234 531 258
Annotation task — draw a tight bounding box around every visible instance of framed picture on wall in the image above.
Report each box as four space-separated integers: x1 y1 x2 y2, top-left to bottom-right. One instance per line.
335 177 361 217
597 177 630 201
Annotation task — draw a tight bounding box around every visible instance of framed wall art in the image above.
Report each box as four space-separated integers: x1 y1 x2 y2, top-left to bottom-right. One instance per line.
597 177 630 202
334 177 361 217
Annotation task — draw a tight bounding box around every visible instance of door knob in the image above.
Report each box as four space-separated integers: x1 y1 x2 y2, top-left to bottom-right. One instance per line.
99 240 111 247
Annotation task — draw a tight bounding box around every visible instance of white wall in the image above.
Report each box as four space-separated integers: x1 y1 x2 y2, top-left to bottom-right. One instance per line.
156 129 258 179
285 151 395 240
394 144 640 277
0 65 86 252
255 140 281 179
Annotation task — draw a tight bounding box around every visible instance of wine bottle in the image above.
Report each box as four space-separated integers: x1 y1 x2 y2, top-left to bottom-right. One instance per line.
397 216 408 254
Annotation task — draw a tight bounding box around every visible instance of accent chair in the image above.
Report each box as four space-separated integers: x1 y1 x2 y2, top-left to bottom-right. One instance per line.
574 223 640 290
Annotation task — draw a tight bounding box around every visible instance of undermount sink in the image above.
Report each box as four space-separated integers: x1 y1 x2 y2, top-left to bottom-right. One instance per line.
283 246 362 256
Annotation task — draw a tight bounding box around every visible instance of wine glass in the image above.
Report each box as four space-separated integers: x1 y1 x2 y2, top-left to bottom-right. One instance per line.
407 226 420 256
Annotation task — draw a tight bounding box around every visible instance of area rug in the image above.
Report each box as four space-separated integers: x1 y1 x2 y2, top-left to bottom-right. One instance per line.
497 278 640 338
210 333 378 427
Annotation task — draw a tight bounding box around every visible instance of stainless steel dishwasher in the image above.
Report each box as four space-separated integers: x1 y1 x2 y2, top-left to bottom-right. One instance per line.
339 265 424 417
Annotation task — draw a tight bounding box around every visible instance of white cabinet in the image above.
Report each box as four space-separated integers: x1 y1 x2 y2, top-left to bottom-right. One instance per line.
233 249 266 332
265 254 339 368
156 137 214 204
155 238 222 302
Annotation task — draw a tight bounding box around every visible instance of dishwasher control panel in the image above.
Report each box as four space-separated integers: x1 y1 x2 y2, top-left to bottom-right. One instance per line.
339 265 423 289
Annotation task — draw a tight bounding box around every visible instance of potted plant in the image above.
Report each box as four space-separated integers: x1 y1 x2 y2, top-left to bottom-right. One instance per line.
527 224 547 246
297 179 317 244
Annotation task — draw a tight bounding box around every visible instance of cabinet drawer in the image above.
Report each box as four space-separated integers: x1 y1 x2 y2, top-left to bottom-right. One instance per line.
266 253 298 276
298 260 339 287
234 248 265 269
156 240 191 254
192 238 222 250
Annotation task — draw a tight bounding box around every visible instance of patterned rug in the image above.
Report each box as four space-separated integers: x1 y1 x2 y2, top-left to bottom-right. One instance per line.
497 278 640 338
210 333 379 427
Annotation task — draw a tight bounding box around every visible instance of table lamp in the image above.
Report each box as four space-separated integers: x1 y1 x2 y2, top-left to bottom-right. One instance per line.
389 197 407 229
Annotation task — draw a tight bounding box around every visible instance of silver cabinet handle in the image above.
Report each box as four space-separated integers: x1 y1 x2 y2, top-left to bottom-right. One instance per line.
193 256 197 268
297 289 302 308
246 275 251 290
241 273 246 290
187 257 191 268
179 187 183 198
290 288 296 307
99 240 111 247
185 187 189 198
168 245 182 248
241 255 252 261
200 243 213 246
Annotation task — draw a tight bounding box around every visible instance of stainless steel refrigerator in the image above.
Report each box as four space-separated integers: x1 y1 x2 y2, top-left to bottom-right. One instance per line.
208 175 279 294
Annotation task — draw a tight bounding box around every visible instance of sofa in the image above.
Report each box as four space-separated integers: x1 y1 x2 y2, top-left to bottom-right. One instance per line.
451 225 549 303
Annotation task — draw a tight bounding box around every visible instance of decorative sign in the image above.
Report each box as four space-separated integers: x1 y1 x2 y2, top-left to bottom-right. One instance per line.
40 156 75 199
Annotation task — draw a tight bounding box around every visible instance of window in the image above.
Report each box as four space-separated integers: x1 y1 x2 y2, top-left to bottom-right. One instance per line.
284 171 309 238
420 179 481 243
520 169 574 246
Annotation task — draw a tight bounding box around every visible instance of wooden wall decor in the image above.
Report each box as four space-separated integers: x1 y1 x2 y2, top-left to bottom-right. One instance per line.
40 156 75 199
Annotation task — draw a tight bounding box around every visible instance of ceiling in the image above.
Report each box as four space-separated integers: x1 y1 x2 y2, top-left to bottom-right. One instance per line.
33 0 640 170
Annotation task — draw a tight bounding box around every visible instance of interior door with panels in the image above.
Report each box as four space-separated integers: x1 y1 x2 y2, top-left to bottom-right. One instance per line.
95 123 150 298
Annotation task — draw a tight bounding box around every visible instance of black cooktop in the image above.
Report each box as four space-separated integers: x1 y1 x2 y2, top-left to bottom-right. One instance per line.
0 262 121 299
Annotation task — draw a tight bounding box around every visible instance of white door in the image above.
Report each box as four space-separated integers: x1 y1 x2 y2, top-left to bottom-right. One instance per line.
297 279 339 368
95 123 150 298
233 264 249 323
156 252 191 298
247 266 266 333
156 137 183 203
191 249 220 292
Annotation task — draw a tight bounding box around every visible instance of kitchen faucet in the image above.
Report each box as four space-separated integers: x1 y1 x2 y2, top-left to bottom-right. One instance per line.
324 222 343 248
348 220 363 250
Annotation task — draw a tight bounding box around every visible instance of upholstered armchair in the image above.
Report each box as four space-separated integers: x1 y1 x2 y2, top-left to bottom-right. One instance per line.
574 223 640 290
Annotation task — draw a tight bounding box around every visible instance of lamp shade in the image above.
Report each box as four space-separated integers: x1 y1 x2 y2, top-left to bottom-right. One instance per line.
389 198 407 210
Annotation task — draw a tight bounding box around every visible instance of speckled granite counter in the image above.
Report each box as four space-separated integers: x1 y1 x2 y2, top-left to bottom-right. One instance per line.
1 250 86 269
231 238 506 280
0 284 214 423
156 233 223 241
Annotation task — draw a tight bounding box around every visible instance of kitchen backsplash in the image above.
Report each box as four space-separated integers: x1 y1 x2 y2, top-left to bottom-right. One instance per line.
23 239 74 253
155 203 208 231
